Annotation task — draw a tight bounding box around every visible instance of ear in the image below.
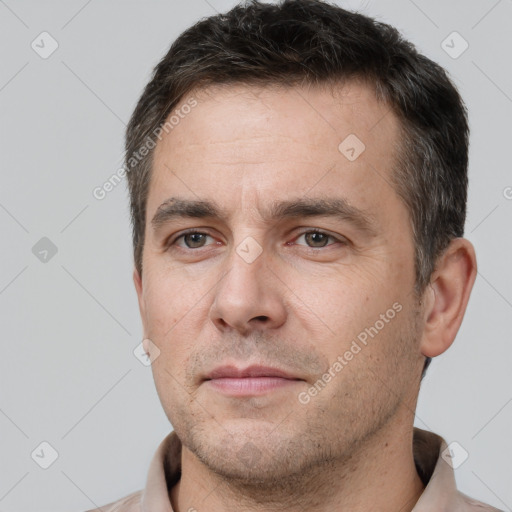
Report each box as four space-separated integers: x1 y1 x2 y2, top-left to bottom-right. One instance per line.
133 266 147 333
419 237 477 358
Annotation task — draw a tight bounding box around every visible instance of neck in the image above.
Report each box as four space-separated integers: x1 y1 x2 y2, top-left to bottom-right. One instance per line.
170 417 425 512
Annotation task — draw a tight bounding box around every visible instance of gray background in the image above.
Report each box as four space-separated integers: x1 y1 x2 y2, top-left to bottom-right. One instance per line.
0 0 511 510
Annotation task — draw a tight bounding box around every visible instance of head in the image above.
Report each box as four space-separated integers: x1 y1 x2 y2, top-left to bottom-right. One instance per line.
127 0 476 486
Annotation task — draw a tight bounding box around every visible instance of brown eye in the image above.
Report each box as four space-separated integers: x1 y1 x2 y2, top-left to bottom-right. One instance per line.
171 232 214 249
304 232 330 247
294 230 341 248
183 233 208 248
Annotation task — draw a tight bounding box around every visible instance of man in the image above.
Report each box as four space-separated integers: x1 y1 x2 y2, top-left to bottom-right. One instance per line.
90 0 502 510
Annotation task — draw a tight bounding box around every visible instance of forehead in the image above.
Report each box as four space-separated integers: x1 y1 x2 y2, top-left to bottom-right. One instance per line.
149 81 404 229
157 81 396 153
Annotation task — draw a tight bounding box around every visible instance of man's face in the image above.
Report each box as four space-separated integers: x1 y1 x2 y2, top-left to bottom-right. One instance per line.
134 82 426 483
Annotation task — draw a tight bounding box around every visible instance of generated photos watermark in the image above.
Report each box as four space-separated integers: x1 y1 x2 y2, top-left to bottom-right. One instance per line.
93 97 198 200
298 301 403 404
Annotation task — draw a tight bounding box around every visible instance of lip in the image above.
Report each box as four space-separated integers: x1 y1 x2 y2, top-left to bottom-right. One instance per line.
203 365 303 396
205 364 301 380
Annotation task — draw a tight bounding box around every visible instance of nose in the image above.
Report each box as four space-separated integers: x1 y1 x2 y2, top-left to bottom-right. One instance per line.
209 242 287 336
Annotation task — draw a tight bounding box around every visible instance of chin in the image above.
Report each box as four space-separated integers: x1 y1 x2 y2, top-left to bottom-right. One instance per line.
183 419 320 484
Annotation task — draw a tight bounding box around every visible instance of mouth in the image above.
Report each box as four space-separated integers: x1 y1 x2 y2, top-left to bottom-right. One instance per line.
203 365 304 396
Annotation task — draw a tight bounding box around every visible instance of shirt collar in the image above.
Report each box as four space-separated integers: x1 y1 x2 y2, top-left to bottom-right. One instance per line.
141 427 460 511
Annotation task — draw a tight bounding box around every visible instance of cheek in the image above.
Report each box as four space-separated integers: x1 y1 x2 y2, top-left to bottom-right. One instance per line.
331 306 417 399
142 269 213 359
286 263 390 336
290 271 411 383
143 268 200 331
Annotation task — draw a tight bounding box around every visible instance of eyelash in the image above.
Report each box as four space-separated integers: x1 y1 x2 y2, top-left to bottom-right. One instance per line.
167 228 346 251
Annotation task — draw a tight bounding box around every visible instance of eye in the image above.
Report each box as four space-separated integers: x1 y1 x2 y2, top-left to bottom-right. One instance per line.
292 229 344 248
171 231 216 249
167 228 345 252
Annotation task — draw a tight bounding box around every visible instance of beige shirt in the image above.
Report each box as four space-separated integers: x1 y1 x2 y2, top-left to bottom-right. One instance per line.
87 427 503 512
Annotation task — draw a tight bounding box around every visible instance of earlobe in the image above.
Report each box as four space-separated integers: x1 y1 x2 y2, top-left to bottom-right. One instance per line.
419 238 477 358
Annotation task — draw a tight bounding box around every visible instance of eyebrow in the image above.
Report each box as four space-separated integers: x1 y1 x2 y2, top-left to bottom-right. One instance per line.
151 196 379 237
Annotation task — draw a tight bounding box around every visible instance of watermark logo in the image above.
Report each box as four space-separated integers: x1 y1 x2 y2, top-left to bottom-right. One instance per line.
338 134 366 161
237 441 262 468
441 441 469 469
133 338 161 366
32 237 58 263
31 441 59 469
236 236 263 264
441 31 469 59
31 32 59 59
